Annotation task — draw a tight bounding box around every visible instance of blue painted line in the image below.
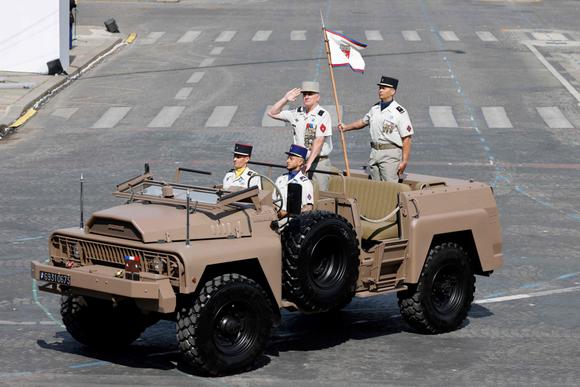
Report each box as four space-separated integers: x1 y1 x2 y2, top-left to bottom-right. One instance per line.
32 279 65 329
558 273 579 280
69 360 109 369
13 235 45 242
484 291 507 298
521 283 541 289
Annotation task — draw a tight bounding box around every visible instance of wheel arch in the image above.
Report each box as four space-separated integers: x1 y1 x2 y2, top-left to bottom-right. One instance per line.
195 259 281 321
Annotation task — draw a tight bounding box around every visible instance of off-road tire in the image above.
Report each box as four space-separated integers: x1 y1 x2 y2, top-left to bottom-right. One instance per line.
397 242 475 334
176 274 273 376
61 294 147 348
282 211 359 313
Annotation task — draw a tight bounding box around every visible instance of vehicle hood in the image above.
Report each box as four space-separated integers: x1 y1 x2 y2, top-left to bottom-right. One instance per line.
86 203 252 243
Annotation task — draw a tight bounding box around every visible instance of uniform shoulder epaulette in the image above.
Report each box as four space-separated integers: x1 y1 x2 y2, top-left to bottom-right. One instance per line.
373 102 380 106
300 175 308 182
297 106 304 113
396 106 405 114
317 109 326 116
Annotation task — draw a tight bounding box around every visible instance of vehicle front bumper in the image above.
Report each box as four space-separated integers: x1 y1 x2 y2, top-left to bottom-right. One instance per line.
31 261 176 313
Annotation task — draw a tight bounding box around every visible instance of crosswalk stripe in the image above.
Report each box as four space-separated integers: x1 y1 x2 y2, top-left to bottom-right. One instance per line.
92 107 131 129
186 71 205 84
140 31 165 45
51 107 78 119
429 106 458 127
177 30 201 43
205 106 238 127
402 30 421 41
439 31 460 41
175 87 193 100
482 107 512 128
210 47 224 55
148 106 185 128
262 105 284 127
199 58 215 67
365 30 383 41
252 30 272 41
536 107 573 128
291 30 306 40
215 30 236 42
531 32 568 41
476 31 498 42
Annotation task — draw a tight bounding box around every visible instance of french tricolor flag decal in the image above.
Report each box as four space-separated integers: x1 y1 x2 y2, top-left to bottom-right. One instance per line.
124 255 141 262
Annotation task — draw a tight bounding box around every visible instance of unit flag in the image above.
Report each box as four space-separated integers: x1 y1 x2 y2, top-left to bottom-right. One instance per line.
324 29 367 73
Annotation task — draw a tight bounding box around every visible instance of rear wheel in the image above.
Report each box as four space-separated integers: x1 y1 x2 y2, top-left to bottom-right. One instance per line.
398 242 475 333
61 294 147 349
176 274 273 376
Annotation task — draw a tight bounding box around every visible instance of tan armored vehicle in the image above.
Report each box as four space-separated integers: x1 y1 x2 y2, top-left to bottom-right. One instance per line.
32 163 503 375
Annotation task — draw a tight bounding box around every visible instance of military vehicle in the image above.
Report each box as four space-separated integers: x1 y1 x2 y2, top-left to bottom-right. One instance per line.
31 163 503 375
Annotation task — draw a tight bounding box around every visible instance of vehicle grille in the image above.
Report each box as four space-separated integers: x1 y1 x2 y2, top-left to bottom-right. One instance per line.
50 235 182 283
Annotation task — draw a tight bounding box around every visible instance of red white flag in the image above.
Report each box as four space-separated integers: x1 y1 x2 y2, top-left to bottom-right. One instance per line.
325 29 367 73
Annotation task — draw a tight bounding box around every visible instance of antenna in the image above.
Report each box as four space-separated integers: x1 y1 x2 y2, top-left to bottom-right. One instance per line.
185 189 191 247
79 173 84 229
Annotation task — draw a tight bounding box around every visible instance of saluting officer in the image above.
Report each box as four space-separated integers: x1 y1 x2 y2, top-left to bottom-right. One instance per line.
267 81 333 190
223 143 262 190
339 76 414 182
274 144 314 219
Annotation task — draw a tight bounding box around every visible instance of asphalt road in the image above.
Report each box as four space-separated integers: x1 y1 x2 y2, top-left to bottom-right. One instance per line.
1 0 579 385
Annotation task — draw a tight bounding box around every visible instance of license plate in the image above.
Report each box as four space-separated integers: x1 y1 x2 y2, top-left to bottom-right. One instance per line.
39 271 71 286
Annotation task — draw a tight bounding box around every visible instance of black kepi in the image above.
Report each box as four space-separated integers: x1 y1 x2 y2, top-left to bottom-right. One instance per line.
377 76 399 89
233 143 253 156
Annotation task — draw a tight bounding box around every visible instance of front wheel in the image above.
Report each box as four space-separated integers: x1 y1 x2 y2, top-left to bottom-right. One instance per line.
397 242 475 334
176 274 273 376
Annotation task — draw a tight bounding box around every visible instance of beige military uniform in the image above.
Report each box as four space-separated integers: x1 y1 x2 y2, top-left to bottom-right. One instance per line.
277 104 333 190
223 168 261 190
363 100 414 181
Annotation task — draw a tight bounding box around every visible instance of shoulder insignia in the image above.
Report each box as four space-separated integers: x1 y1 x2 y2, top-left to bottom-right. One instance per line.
373 102 380 106
297 106 303 113
396 106 405 114
300 175 308 181
317 109 325 117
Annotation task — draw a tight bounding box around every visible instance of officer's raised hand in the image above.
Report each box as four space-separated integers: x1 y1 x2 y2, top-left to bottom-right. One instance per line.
284 88 302 102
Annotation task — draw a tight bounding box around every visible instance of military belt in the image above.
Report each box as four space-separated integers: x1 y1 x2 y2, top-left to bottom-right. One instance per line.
370 142 401 150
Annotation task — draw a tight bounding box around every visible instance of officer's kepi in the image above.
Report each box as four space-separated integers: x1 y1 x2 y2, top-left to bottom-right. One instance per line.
377 76 399 90
285 144 308 159
233 142 253 156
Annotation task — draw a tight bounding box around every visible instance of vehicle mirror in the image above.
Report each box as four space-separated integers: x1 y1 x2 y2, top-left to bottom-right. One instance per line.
287 183 302 216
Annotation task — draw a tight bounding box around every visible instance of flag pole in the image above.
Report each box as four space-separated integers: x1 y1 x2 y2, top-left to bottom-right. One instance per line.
320 12 351 176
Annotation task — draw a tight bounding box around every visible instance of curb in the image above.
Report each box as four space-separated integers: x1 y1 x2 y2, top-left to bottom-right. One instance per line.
1 36 124 139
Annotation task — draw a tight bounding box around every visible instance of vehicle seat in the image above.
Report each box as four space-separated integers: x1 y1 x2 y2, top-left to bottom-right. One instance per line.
327 176 411 240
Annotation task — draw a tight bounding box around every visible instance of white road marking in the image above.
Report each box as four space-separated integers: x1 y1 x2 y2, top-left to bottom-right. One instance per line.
186 71 205 84
0 320 56 325
252 30 272 41
139 31 165 45
523 41 580 105
177 30 201 43
92 107 131 129
148 106 185 128
205 106 238 127
476 31 498 42
475 285 580 304
531 32 568 41
365 30 383 41
402 30 421 41
291 30 307 40
215 30 236 42
51 107 78 119
262 105 284 127
199 58 215 67
482 107 513 128
210 47 224 55
439 31 460 41
174 87 193 100
429 106 458 127
536 107 574 128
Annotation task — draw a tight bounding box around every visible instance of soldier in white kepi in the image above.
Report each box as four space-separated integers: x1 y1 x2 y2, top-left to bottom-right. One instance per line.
267 81 333 191
223 143 262 190
339 76 414 182
274 144 314 219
